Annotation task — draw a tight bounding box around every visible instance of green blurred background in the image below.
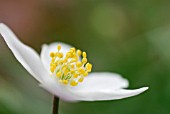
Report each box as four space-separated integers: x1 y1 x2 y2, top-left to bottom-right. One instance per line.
0 0 170 114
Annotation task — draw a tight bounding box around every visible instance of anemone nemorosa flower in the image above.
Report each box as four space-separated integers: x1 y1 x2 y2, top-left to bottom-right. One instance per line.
0 23 148 102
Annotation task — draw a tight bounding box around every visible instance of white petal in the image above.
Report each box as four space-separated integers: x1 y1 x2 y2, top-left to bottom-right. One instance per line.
0 23 49 82
70 72 148 101
73 87 148 101
39 78 80 102
40 42 73 72
73 72 129 91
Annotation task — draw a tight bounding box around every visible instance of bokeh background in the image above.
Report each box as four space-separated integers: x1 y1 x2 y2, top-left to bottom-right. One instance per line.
0 0 170 114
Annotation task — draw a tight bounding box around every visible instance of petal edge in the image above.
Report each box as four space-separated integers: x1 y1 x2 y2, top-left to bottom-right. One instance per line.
0 23 49 82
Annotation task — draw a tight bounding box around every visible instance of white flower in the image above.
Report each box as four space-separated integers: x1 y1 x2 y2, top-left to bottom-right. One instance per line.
0 23 148 102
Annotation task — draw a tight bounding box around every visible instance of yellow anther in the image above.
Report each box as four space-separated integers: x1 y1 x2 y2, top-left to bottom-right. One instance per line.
70 58 77 63
54 62 58 66
57 44 61 51
84 72 88 77
86 63 89 66
62 65 67 72
62 66 66 71
70 50 74 54
50 67 55 73
63 80 68 85
82 58 87 64
70 80 78 86
73 74 79 78
51 57 55 63
78 68 85 74
56 72 62 77
73 55 78 60
64 69 69 75
70 48 76 52
66 52 71 58
63 58 68 63
86 63 92 69
86 67 92 72
57 53 63 58
53 63 57 68
72 52 76 57
87 69 91 72
71 64 74 69
85 63 92 72
89 64 92 68
70 70 75 74
82 52 87 58
77 49 82 56
78 77 84 82
59 60 64 64
76 62 82 68
50 52 55 58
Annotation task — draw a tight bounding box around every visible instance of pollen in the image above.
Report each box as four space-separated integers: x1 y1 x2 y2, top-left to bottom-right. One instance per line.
70 80 78 86
50 52 55 58
56 72 62 77
50 44 92 86
57 45 61 51
78 77 84 82
76 62 82 68
82 58 87 64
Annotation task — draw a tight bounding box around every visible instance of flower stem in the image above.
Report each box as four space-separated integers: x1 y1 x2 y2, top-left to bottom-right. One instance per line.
52 96 59 114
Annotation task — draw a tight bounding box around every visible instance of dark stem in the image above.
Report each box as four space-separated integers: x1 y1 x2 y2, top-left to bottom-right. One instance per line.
52 96 59 114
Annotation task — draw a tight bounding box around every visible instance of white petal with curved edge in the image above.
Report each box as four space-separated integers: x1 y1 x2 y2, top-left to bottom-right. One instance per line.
0 23 49 82
40 42 72 73
70 72 148 101
72 87 148 101
39 78 81 102
72 72 129 91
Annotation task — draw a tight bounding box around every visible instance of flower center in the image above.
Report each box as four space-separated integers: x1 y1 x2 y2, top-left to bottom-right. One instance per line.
50 44 92 86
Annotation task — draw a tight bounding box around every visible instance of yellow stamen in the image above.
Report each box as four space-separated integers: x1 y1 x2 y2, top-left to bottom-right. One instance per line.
76 62 82 68
82 52 87 58
56 72 62 77
70 70 75 74
50 67 55 73
63 58 68 63
50 52 55 58
57 53 63 58
70 58 77 63
77 49 82 56
82 58 87 64
70 48 76 52
57 44 61 51
78 77 84 82
63 80 68 85
49 44 92 86
73 74 79 78
64 69 69 75
66 52 71 58
70 80 78 86
78 68 85 74
84 72 88 77
71 64 74 69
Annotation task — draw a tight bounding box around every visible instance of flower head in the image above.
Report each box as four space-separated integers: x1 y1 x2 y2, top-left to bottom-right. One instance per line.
0 23 148 102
